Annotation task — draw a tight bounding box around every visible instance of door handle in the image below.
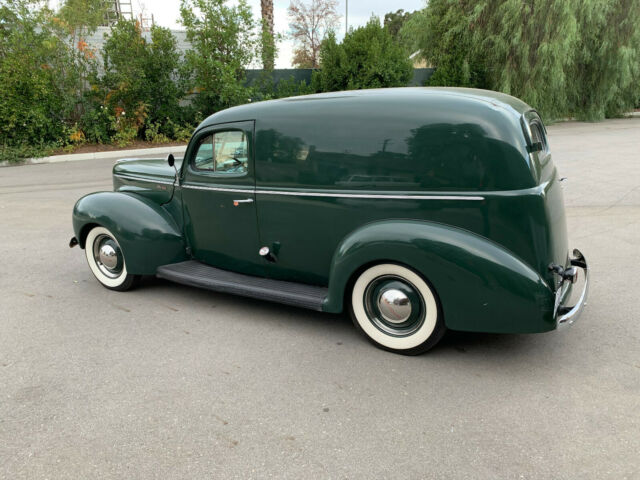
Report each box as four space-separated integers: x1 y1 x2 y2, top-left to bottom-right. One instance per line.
233 198 254 206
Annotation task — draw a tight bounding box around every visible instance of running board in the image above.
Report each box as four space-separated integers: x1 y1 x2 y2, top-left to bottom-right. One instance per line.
156 260 327 311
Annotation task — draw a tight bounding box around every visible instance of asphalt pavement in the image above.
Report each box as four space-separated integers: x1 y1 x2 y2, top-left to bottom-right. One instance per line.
1 119 639 479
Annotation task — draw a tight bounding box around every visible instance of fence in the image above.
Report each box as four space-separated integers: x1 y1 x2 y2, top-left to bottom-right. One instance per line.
244 68 435 88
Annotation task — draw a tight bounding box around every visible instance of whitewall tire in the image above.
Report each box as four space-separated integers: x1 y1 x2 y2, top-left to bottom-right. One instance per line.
349 263 445 355
84 226 139 291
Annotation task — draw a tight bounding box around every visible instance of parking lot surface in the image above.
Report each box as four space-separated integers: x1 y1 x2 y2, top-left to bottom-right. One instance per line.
1 118 639 479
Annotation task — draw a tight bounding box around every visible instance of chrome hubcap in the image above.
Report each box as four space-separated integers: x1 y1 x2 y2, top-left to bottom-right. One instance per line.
364 275 426 337
377 289 411 323
99 244 118 270
92 234 123 278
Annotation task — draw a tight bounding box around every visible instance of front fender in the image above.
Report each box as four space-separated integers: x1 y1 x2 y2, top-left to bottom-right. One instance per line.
72 192 187 275
324 220 556 334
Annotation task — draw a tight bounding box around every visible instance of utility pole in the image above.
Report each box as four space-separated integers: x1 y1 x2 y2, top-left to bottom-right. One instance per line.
345 0 348 35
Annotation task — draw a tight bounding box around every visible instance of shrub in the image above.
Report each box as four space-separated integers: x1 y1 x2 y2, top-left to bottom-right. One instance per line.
145 122 171 144
0 143 55 164
101 20 185 138
180 0 257 115
313 18 413 92
78 100 114 144
0 2 80 148
251 74 315 101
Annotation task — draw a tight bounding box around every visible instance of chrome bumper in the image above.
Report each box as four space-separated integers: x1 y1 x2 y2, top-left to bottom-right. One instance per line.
556 249 589 328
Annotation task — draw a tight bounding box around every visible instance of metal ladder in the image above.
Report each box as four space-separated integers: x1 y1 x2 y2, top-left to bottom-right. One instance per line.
103 0 134 25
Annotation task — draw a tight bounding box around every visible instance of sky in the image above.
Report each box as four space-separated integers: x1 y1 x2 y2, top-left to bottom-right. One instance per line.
49 0 426 67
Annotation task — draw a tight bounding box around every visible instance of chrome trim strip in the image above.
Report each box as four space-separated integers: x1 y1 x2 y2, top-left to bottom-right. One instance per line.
182 184 254 194
114 173 175 186
557 249 589 328
258 190 484 201
181 183 484 201
117 175 485 200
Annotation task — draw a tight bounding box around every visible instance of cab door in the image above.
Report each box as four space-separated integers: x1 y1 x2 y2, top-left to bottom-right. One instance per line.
181 121 261 274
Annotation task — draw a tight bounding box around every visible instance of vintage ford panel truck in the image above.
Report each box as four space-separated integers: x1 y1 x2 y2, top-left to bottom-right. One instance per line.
71 88 589 354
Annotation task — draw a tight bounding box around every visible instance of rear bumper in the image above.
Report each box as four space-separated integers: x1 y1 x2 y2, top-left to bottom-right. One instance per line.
556 249 589 328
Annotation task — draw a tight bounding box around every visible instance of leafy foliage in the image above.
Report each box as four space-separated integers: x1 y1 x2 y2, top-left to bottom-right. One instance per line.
251 74 315 102
180 0 257 115
287 0 340 68
2 0 638 163
99 19 185 144
404 0 640 120
313 17 413 91
57 0 106 34
568 0 640 120
471 0 578 119
0 1 80 150
402 1 485 88
383 9 416 45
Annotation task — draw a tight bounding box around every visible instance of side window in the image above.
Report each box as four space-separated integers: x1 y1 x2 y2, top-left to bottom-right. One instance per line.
523 111 549 154
193 134 214 170
214 130 248 174
529 120 549 152
193 130 248 174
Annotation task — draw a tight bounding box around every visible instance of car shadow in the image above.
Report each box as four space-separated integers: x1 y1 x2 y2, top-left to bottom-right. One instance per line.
435 330 541 354
139 275 552 360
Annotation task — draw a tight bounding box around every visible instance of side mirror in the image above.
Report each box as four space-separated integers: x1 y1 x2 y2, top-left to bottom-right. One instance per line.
166 153 175 167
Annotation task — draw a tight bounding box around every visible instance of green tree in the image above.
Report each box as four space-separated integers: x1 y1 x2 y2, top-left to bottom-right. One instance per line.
472 0 578 120
58 0 106 38
101 20 183 127
0 0 79 152
406 0 640 120
383 9 415 44
400 0 485 88
180 0 257 115
57 0 107 118
313 17 413 92
568 0 640 120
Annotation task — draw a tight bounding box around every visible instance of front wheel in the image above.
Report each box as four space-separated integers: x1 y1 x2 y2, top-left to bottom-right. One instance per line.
84 226 139 291
349 263 446 355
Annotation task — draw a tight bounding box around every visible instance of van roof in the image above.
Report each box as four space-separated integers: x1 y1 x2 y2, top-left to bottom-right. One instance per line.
198 87 533 131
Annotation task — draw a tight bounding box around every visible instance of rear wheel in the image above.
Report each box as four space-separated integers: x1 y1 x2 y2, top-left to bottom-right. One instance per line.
84 226 139 291
349 263 445 355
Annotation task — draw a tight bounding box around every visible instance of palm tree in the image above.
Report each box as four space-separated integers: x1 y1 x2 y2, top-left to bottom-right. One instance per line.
261 0 275 70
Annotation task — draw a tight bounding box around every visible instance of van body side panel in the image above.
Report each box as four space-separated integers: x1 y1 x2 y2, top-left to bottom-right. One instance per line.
251 93 550 286
253 95 534 193
322 220 556 333
252 188 551 286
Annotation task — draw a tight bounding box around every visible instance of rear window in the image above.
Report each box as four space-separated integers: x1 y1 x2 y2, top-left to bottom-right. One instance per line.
523 111 549 153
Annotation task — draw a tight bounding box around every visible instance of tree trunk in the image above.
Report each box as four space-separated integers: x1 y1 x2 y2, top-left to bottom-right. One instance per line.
261 0 275 70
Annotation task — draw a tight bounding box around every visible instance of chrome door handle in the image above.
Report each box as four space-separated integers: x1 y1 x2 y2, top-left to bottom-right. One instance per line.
233 198 254 206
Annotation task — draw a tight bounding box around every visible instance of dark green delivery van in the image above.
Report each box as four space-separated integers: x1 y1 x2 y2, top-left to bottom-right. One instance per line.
70 87 589 355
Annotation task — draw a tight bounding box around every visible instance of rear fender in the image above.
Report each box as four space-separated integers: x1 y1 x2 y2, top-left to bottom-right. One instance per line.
72 192 187 275
324 220 555 333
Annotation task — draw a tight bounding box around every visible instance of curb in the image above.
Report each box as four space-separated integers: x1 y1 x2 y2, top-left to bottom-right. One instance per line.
0 144 187 167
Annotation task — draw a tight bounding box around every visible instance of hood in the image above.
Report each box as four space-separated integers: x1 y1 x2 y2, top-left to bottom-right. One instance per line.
112 157 183 204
